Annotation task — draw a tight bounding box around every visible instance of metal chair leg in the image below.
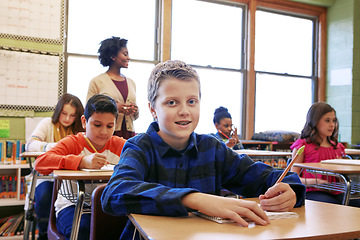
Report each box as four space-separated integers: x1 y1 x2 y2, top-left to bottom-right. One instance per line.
24 171 39 240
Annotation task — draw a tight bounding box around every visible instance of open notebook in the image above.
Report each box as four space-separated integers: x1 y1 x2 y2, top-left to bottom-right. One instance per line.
193 210 298 224
321 159 360 166
81 164 115 172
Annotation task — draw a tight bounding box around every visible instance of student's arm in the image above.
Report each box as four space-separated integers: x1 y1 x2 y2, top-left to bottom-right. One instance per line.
26 118 56 152
102 141 197 217
34 135 84 175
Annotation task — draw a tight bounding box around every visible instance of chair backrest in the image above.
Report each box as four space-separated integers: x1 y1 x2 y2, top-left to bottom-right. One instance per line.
47 179 66 240
90 184 128 240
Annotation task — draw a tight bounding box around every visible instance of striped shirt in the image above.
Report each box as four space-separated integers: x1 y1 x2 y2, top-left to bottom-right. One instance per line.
102 122 306 239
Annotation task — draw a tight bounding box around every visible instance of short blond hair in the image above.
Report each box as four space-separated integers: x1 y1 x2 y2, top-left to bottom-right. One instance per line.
147 60 200 107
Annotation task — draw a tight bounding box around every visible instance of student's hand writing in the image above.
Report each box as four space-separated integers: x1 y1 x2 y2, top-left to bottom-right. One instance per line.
79 153 109 169
182 192 270 227
259 182 296 212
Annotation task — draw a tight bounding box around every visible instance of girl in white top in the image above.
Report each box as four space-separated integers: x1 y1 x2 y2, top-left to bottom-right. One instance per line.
25 93 84 240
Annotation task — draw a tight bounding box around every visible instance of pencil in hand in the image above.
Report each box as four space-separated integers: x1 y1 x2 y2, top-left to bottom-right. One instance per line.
275 146 305 184
84 135 98 153
218 130 230 139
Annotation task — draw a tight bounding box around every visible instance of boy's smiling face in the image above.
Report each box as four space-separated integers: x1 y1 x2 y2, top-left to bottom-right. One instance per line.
81 112 116 151
150 77 200 150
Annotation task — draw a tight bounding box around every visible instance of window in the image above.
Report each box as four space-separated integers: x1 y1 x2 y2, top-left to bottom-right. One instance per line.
254 10 316 133
64 0 325 137
65 0 158 133
171 0 245 134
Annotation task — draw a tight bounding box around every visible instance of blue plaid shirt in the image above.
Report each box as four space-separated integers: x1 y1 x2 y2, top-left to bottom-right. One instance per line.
102 122 305 239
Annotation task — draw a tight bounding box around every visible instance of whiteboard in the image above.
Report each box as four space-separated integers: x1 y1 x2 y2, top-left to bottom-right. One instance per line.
0 49 63 111
0 0 64 43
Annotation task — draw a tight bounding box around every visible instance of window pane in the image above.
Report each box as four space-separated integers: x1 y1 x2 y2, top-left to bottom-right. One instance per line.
255 10 314 76
67 0 156 60
67 56 105 106
194 68 243 136
172 0 243 69
67 56 154 134
255 73 312 133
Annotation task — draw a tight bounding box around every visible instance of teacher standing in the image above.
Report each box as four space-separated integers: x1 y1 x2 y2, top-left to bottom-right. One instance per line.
87 36 139 139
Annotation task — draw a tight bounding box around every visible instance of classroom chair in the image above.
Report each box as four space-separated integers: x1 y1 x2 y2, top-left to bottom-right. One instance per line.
90 184 128 240
48 179 66 240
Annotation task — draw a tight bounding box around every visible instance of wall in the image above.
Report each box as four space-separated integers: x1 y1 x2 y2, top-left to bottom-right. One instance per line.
0 112 52 140
327 0 360 146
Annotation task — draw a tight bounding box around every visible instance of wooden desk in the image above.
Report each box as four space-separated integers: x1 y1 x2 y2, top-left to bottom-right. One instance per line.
293 162 360 205
53 170 113 240
345 148 360 157
129 199 360 240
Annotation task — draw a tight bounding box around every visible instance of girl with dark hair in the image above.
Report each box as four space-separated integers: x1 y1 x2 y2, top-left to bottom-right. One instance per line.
290 102 351 205
25 93 84 240
26 93 84 152
210 106 243 150
87 36 139 139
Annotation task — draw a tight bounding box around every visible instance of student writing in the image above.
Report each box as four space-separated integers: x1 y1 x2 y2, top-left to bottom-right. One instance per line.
25 93 84 240
35 94 126 240
101 60 306 240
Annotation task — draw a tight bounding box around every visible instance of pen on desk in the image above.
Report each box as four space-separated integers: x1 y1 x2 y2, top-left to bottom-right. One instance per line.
218 130 230 139
275 146 305 184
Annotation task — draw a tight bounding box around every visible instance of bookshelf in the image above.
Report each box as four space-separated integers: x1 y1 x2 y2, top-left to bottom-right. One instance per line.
0 164 30 204
0 164 30 238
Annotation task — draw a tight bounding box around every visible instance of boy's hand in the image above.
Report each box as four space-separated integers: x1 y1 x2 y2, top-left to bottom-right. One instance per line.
182 192 270 227
79 153 109 169
259 182 296 212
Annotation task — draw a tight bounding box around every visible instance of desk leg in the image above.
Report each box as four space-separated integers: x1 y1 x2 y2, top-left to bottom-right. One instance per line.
24 170 38 240
70 180 85 240
340 174 351 205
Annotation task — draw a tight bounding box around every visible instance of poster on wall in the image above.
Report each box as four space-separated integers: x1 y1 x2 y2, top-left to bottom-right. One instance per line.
0 49 63 111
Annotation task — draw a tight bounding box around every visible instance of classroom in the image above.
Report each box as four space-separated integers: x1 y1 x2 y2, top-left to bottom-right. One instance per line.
0 0 360 239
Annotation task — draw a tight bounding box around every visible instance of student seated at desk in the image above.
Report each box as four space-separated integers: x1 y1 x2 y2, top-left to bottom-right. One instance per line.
35 94 126 240
101 60 306 240
291 102 360 207
210 106 243 150
26 93 84 240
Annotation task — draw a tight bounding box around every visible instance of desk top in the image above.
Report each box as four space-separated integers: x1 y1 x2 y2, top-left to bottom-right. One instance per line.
293 162 360 174
345 148 360 155
234 149 291 157
53 170 113 181
129 199 360 240
20 151 44 158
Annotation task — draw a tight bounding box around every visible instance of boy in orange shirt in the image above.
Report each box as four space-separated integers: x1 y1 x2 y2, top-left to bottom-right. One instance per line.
35 94 126 240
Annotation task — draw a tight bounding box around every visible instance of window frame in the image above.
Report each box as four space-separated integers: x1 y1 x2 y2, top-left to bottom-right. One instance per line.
63 0 327 139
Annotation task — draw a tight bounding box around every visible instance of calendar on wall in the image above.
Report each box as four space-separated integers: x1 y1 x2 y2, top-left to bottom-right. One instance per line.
0 49 63 111
0 0 64 112
0 0 64 44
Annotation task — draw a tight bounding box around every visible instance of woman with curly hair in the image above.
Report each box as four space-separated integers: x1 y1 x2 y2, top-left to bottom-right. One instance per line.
87 36 139 139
